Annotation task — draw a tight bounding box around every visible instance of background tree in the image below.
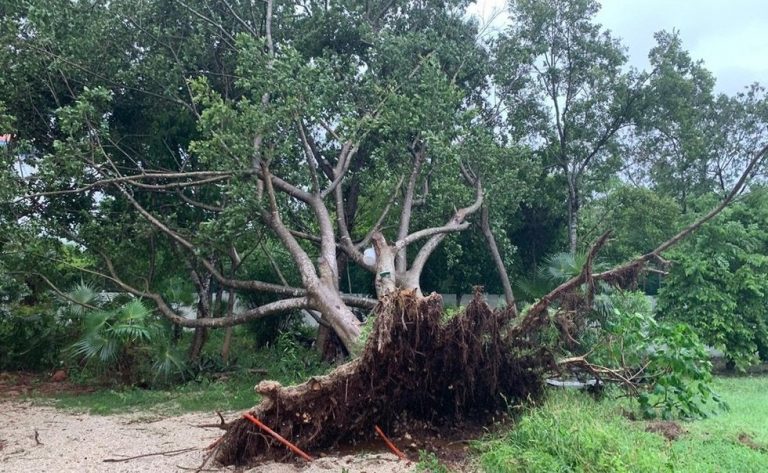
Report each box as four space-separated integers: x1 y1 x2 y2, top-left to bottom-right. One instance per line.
656 189 768 370
495 0 642 253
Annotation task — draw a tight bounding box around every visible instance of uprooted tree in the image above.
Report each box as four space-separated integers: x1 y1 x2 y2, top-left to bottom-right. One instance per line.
3 0 768 466
212 139 767 464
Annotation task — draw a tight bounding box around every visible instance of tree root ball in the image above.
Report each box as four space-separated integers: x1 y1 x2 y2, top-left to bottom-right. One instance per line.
214 290 550 465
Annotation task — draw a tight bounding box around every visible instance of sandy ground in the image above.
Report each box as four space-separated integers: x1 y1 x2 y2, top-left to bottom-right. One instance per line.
0 400 414 473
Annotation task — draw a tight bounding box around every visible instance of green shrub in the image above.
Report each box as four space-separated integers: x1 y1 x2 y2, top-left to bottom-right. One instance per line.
67 288 187 386
587 292 725 419
0 303 69 370
657 189 768 369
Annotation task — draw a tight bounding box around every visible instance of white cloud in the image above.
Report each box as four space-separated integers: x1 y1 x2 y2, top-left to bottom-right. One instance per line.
471 0 768 94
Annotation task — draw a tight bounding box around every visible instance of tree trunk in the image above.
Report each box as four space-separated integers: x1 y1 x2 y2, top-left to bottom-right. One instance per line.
372 233 397 298
567 175 580 254
221 289 236 363
188 270 213 361
480 205 517 314
188 325 208 361
311 284 362 353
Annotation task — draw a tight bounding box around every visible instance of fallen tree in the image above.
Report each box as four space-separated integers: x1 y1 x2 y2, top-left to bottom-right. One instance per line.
211 142 768 466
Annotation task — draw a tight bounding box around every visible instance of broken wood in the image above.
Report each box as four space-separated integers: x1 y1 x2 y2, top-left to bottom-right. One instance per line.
103 447 198 463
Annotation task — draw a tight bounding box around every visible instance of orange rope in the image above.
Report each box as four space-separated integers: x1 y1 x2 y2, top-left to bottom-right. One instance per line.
242 413 314 462
374 424 408 461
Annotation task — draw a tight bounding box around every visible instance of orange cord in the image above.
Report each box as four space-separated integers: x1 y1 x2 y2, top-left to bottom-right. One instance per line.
242 413 314 462
374 424 408 461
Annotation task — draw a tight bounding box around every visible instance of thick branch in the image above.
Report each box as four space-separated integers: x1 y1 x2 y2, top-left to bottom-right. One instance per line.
480 205 517 314
407 180 483 283
396 143 425 273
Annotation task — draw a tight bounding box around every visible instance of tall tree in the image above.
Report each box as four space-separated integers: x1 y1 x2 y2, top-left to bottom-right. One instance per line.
2 0 493 353
495 0 641 253
629 32 768 208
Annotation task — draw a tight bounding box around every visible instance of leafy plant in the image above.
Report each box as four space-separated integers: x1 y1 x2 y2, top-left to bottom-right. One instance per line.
657 189 768 370
0 302 69 370
588 292 726 419
67 291 186 385
416 450 451 473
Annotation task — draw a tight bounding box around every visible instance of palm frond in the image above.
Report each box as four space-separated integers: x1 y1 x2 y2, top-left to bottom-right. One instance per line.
65 282 99 317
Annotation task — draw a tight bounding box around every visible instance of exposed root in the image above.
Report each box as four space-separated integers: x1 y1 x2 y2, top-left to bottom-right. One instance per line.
214 290 549 465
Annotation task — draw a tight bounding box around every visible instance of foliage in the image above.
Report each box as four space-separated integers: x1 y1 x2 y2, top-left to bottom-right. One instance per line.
66 289 186 385
514 250 591 300
579 185 682 265
657 190 768 369
587 291 725 419
632 32 768 207
0 301 69 370
416 450 451 473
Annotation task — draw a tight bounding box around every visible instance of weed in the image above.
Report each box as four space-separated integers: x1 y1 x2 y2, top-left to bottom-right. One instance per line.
416 450 451 473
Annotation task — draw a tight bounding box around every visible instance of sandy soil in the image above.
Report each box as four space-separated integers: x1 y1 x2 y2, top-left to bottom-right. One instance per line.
0 400 414 473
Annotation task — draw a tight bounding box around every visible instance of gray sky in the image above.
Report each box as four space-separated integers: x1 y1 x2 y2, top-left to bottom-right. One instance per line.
469 0 768 95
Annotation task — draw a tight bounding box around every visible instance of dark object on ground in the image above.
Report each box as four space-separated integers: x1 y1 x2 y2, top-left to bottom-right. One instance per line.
213 291 549 465
645 421 686 441
737 432 766 452
51 370 68 383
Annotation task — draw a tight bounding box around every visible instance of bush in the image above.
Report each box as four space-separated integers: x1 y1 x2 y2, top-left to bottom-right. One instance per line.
0 303 69 370
66 288 187 386
587 291 725 419
657 189 768 369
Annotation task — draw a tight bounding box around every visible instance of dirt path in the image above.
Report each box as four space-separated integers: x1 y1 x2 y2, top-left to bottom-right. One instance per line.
0 400 413 472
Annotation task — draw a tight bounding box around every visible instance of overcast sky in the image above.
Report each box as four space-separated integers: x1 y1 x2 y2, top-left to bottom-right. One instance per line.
469 0 768 95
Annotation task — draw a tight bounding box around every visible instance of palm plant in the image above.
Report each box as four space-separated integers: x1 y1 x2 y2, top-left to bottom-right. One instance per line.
67 287 186 384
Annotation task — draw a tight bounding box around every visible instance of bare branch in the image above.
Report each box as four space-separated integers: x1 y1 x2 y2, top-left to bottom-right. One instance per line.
17 170 242 200
396 142 426 272
407 179 483 279
321 142 359 199
395 222 470 250
480 205 517 313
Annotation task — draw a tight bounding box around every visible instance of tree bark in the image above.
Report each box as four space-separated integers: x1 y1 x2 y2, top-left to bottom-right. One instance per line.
372 233 397 298
480 205 517 314
221 288 236 362
567 173 580 254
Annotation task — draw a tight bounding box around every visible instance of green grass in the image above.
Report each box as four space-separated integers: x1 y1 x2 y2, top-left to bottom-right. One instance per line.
475 391 670 472
475 376 768 473
669 377 768 472
48 375 259 415
34 327 332 415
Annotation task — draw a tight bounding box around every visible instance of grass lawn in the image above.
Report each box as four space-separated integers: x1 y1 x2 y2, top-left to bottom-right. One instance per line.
670 376 768 472
34 330 332 415
475 376 768 472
